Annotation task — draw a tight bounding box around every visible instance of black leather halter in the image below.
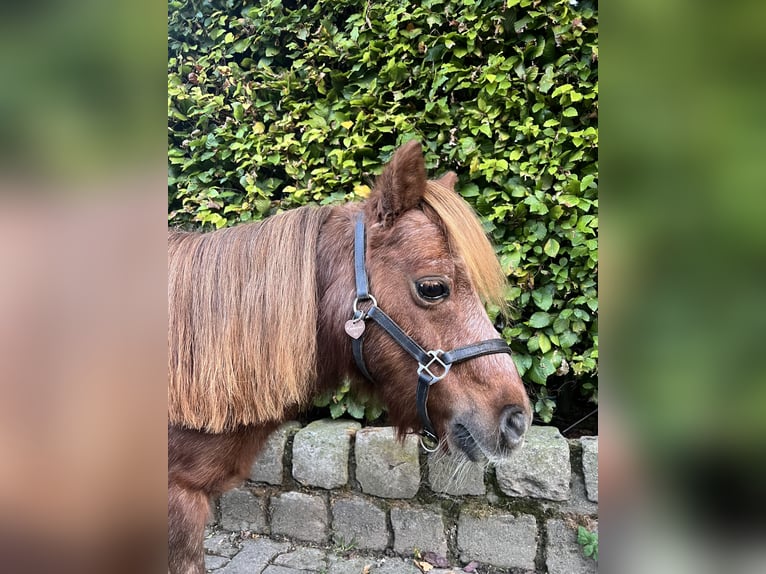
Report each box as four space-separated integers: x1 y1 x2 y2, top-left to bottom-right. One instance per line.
346 212 513 450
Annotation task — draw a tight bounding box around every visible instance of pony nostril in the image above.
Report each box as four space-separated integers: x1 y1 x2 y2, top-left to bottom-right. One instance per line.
500 404 528 445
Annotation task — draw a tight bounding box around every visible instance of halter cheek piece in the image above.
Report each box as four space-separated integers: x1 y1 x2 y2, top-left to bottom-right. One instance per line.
345 213 513 451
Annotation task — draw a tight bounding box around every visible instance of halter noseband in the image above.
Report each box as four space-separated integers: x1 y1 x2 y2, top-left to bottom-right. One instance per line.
345 212 513 451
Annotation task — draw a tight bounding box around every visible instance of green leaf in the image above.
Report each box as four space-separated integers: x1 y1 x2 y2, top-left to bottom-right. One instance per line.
538 333 551 354
313 390 332 408
346 397 365 420
529 354 555 385
460 183 480 198
329 402 346 419
529 312 552 328
512 353 533 376
559 331 579 348
544 238 560 257
532 284 555 311
365 402 385 422
534 396 555 421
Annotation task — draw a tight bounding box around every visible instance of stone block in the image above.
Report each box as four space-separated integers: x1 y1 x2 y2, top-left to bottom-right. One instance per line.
292 419 360 489
457 509 537 570
219 488 268 533
495 425 571 501
355 427 420 499
546 518 598 574
262 567 312 574
427 451 485 496
270 492 329 544
204 554 229 571
580 436 598 502
250 421 301 485
204 532 241 558
373 558 422 573
328 556 423 574
331 495 389 551
218 538 289 574
273 547 327 571
327 555 375 574
390 505 447 556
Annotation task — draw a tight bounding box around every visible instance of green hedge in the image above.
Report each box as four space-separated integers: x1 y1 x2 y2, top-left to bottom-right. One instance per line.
168 0 598 424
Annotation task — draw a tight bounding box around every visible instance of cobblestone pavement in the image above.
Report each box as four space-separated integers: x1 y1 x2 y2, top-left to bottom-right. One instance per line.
202 422 599 574
204 528 523 574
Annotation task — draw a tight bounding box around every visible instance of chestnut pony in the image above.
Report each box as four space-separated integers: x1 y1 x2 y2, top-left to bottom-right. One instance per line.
168 141 531 573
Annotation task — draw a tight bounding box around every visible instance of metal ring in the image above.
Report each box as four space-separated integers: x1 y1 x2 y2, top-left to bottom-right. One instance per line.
352 294 378 315
420 432 440 452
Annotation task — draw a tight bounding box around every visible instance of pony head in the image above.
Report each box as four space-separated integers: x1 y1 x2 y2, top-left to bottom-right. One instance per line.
321 141 532 461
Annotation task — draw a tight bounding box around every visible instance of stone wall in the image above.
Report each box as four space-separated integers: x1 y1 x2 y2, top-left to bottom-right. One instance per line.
211 420 598 573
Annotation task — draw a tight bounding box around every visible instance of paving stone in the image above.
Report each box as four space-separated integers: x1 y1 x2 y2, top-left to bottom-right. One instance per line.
355 427 421 499
580 436 598 502
274 547 327 570
371 557 421 573
250 421 302 485
495 426 571 501
219 488 269 533
427 451 485 496
457 509 537 570
546 518 598 574
326 554 375 574
331 495 388 551
390 505 447 556
292 419 360 489
218 538 290 574
204 532 241 558
262 566 313 574
271 492 329 544
204 554 229 571
326 554 443 574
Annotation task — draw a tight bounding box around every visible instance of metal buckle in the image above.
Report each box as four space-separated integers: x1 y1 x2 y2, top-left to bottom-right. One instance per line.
352 294 378 316
417 350 451 383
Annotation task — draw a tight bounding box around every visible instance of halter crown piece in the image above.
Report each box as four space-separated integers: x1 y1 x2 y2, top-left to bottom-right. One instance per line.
346 212 513 451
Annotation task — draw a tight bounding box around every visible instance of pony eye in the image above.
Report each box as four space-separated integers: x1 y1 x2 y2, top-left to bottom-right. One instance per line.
416 279 449 301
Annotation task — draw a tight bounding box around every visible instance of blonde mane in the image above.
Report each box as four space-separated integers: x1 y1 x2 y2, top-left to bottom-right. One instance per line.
423 181 508 311
168 206 332 432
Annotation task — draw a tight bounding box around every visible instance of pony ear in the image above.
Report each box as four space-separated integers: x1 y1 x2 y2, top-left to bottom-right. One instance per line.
366 140 427 227
435 171 458 189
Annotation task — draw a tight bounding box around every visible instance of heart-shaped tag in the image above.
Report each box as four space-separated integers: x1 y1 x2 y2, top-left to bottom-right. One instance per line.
344 319 366 339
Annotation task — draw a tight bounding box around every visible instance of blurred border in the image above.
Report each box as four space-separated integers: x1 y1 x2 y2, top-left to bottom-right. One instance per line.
603 0 766 571
0 0 167 572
